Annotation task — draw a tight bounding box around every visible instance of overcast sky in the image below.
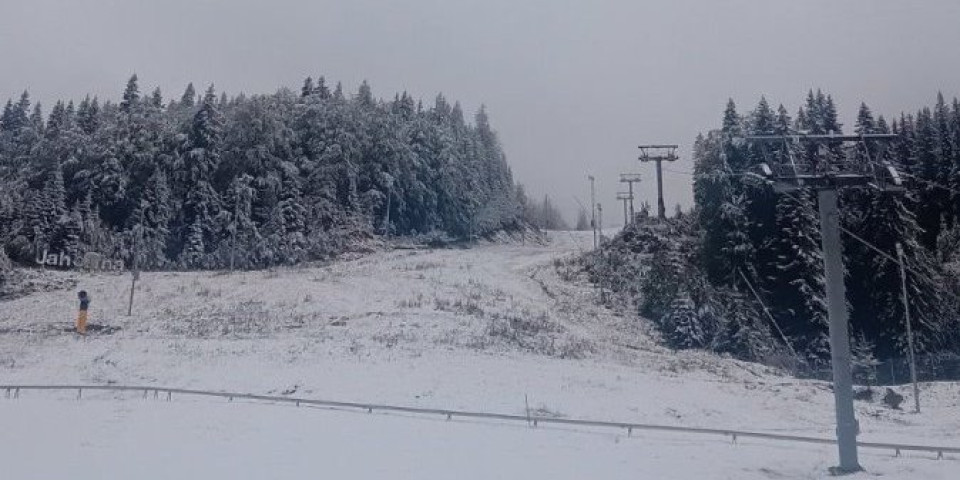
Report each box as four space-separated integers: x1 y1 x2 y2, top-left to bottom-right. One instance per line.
2 0 959 223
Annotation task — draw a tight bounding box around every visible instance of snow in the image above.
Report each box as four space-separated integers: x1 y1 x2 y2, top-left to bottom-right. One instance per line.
1 393 952 480
1 231 958 478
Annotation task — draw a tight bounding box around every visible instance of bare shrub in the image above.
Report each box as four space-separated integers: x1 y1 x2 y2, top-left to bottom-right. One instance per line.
372 329 418 348
397 294 426 309
453 299 484 317
483 309 594 359
433 297 452 311
164 301 274 338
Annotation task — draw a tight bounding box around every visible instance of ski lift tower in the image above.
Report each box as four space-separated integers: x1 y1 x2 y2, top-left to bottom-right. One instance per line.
616 191 633 227
619 173 642 222
741 133 902 475
638 144 678 219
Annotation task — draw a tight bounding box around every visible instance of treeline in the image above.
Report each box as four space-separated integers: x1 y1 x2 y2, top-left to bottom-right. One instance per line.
518 193 569 230
0 75 522 269
596 91 960 363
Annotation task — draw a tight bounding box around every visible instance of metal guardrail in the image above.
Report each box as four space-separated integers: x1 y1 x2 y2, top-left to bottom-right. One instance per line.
3 384 958 459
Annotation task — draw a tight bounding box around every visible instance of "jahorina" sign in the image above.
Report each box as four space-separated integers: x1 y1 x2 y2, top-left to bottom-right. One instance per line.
35 249 125 271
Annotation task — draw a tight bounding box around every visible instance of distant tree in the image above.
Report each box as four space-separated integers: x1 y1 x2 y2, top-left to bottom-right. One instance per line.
301 76 315 98
575 208 590 231
180 83 197 108
120 74 140 111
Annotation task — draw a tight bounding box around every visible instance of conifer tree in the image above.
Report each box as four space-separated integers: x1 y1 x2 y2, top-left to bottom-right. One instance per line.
29 103 45 137
181 85 224 250
12 91 32 132
180 83 197 108
150 88 164 109
315 76 331 100
76 96 101 134
769 189 827 359
662 290 704 349
134 170 172 268
46 101 68 139
182 218 205 269
121 74 140 112
301 76 315 98
0 99 15 132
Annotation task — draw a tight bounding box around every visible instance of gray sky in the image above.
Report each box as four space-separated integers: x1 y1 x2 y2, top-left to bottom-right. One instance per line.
2 0 959 224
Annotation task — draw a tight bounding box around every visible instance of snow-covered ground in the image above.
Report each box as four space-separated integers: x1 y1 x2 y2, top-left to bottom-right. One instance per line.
1 231 958 479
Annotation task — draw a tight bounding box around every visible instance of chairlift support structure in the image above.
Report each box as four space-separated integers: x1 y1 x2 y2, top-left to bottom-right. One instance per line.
619 173 642 222
740 132 902 475
616 191 633 227
638 144 678 219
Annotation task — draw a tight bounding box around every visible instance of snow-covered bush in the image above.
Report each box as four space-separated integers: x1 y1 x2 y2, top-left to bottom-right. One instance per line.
0 248 10 286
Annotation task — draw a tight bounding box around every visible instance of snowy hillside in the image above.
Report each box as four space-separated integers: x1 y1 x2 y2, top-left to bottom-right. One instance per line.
1 231 958 479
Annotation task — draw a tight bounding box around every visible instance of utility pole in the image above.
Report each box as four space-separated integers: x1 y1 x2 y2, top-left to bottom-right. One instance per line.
896 242 921 413
638 145 678 220
616 192 632 227
746 133 902 475
597 202 605 302
619 173 642 223
128 224 142 316
589 175 597 249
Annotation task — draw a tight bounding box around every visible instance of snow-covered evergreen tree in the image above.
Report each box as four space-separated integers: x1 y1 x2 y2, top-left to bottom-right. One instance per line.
769 190 828 360
0 76 523 269
662 290 704 349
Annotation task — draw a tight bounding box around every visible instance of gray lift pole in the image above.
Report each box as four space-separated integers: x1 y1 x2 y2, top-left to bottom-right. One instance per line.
596 202 606 302
619 173 642 223
616 191 632 227
818 187 860 472
745 133 902 475
589 175 597 249
638 145 678 220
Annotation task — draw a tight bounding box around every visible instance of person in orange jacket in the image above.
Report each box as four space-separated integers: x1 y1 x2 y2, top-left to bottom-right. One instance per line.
77 290 90 335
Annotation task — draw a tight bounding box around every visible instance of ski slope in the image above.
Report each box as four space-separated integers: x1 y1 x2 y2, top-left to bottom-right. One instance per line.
1 231 958 479
2 393 952 480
